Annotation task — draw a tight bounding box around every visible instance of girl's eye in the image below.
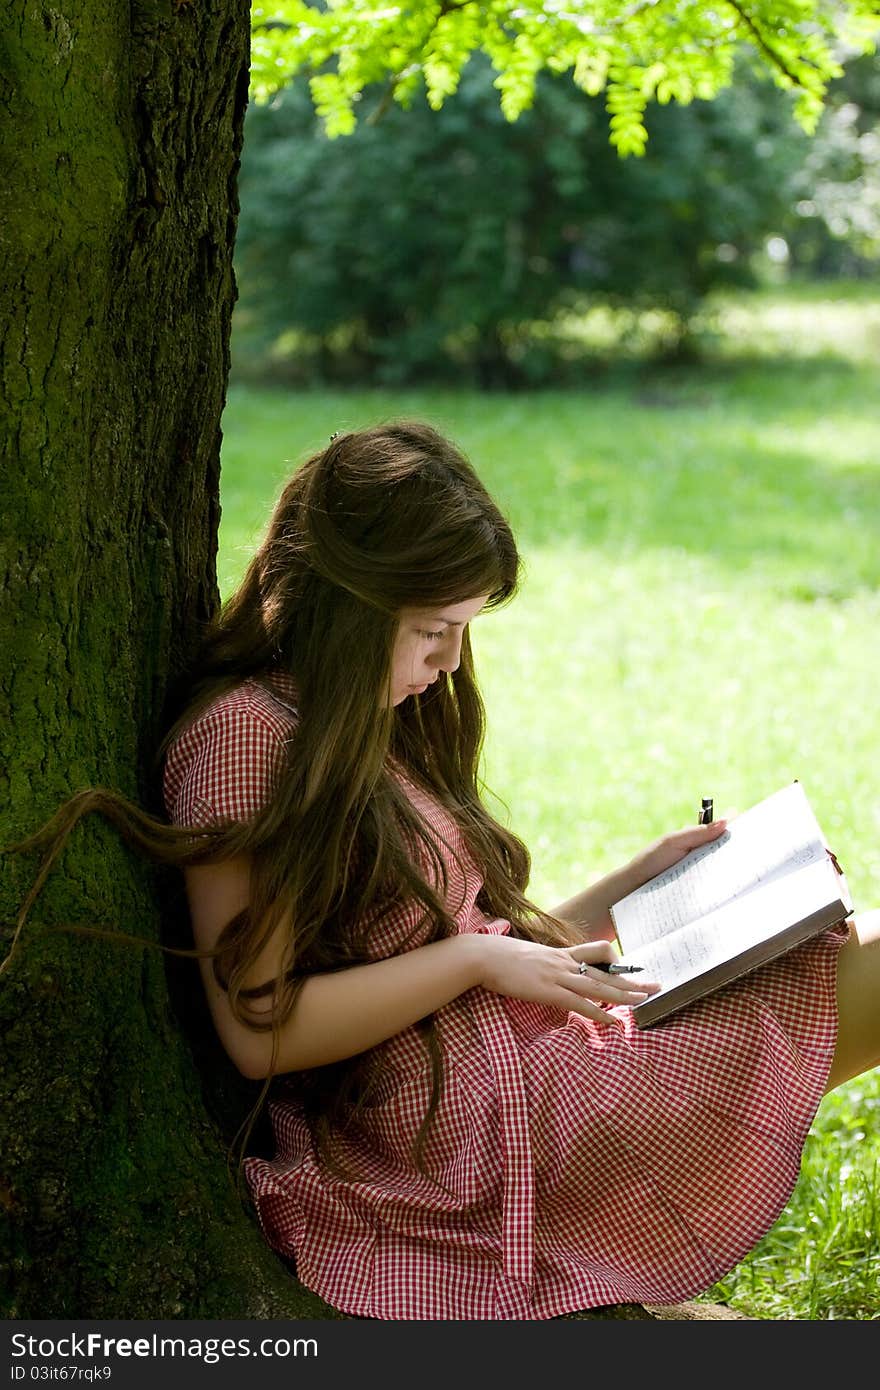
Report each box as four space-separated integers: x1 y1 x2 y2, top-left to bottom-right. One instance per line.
420 630 445 641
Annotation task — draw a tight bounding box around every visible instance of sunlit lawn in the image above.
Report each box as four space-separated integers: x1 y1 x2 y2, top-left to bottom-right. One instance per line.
220 283 880 1318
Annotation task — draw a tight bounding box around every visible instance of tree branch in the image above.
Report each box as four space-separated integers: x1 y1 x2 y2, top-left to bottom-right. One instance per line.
724 0 811 86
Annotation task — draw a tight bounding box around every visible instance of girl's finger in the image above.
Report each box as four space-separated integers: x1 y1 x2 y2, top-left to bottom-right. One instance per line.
566 964 658 1004
578 980 653 1006
568 941 617 966
567 947 660 996
564 998 624 1028
681 819 727 843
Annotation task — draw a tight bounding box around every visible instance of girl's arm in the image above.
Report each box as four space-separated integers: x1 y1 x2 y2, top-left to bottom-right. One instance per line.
549 864 636 943
184 856 655 1079
185 856 486 1079
549 819 729 943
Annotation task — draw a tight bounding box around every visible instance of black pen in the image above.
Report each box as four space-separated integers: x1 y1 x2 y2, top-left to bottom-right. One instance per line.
593 962 644 975
698 797 714 825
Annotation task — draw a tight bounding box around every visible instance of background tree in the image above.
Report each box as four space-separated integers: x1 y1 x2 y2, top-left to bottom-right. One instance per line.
785 52 880 275
1 0 877 1320
232 58 812 386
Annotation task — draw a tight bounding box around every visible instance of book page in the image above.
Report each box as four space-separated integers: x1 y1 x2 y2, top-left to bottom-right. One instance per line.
620 856 840 994
612 782 826 952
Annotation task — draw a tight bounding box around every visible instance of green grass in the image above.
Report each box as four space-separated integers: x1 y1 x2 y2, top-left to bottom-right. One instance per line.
220 283 880 1319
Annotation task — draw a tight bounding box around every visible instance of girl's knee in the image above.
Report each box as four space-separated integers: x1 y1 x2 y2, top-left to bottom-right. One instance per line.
851 909 880 947
827 911 880 1092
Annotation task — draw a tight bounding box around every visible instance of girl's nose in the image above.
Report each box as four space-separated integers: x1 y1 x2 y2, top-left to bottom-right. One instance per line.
436 632 462 674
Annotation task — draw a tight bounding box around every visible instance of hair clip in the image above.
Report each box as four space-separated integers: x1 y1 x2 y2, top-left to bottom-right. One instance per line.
329 431 341 442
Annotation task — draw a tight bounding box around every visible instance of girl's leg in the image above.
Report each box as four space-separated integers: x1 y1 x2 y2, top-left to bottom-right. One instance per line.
824 910 880 1094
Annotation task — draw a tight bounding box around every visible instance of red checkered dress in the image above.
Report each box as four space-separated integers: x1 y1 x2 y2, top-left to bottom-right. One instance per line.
163 670 847 1320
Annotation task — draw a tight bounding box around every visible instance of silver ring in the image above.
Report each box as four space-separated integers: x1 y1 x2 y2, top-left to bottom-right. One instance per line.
577 960 589 975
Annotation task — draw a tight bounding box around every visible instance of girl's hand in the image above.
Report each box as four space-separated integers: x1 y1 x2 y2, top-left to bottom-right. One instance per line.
623 817 729 895
549 816 731 945
472 935 661 1027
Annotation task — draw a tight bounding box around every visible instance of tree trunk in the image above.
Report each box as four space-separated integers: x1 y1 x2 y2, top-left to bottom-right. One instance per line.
0 0 334 1319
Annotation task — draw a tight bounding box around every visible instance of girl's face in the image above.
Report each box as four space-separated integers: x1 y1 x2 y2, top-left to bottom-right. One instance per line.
389 593 490 706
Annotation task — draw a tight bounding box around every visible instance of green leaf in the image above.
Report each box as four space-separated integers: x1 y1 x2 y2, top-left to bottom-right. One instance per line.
249 0 880 153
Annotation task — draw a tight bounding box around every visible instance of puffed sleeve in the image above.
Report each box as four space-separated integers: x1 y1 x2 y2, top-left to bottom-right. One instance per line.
162 688 294 829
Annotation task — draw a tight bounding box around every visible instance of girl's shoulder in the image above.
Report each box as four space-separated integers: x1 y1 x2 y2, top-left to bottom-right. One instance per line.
162 670 300 828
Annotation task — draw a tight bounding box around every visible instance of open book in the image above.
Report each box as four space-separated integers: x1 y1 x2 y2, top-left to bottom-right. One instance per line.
610 782 853 1028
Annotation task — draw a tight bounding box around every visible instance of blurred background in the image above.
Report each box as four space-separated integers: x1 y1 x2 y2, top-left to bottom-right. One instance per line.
218 52 880 1318
229 52 879 387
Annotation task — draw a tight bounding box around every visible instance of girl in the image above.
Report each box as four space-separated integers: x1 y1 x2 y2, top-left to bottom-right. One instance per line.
156 420 880 1320
11 420 880 1320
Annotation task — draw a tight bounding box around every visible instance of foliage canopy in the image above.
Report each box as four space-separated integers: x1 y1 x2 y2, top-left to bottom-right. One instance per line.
251 0 880 154
234 57 815 384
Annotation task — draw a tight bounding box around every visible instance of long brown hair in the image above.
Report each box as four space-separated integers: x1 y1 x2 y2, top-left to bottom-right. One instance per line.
4 420 580 1182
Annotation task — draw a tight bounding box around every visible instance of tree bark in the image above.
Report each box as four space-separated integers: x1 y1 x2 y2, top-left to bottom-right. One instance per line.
0 0 336 1319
